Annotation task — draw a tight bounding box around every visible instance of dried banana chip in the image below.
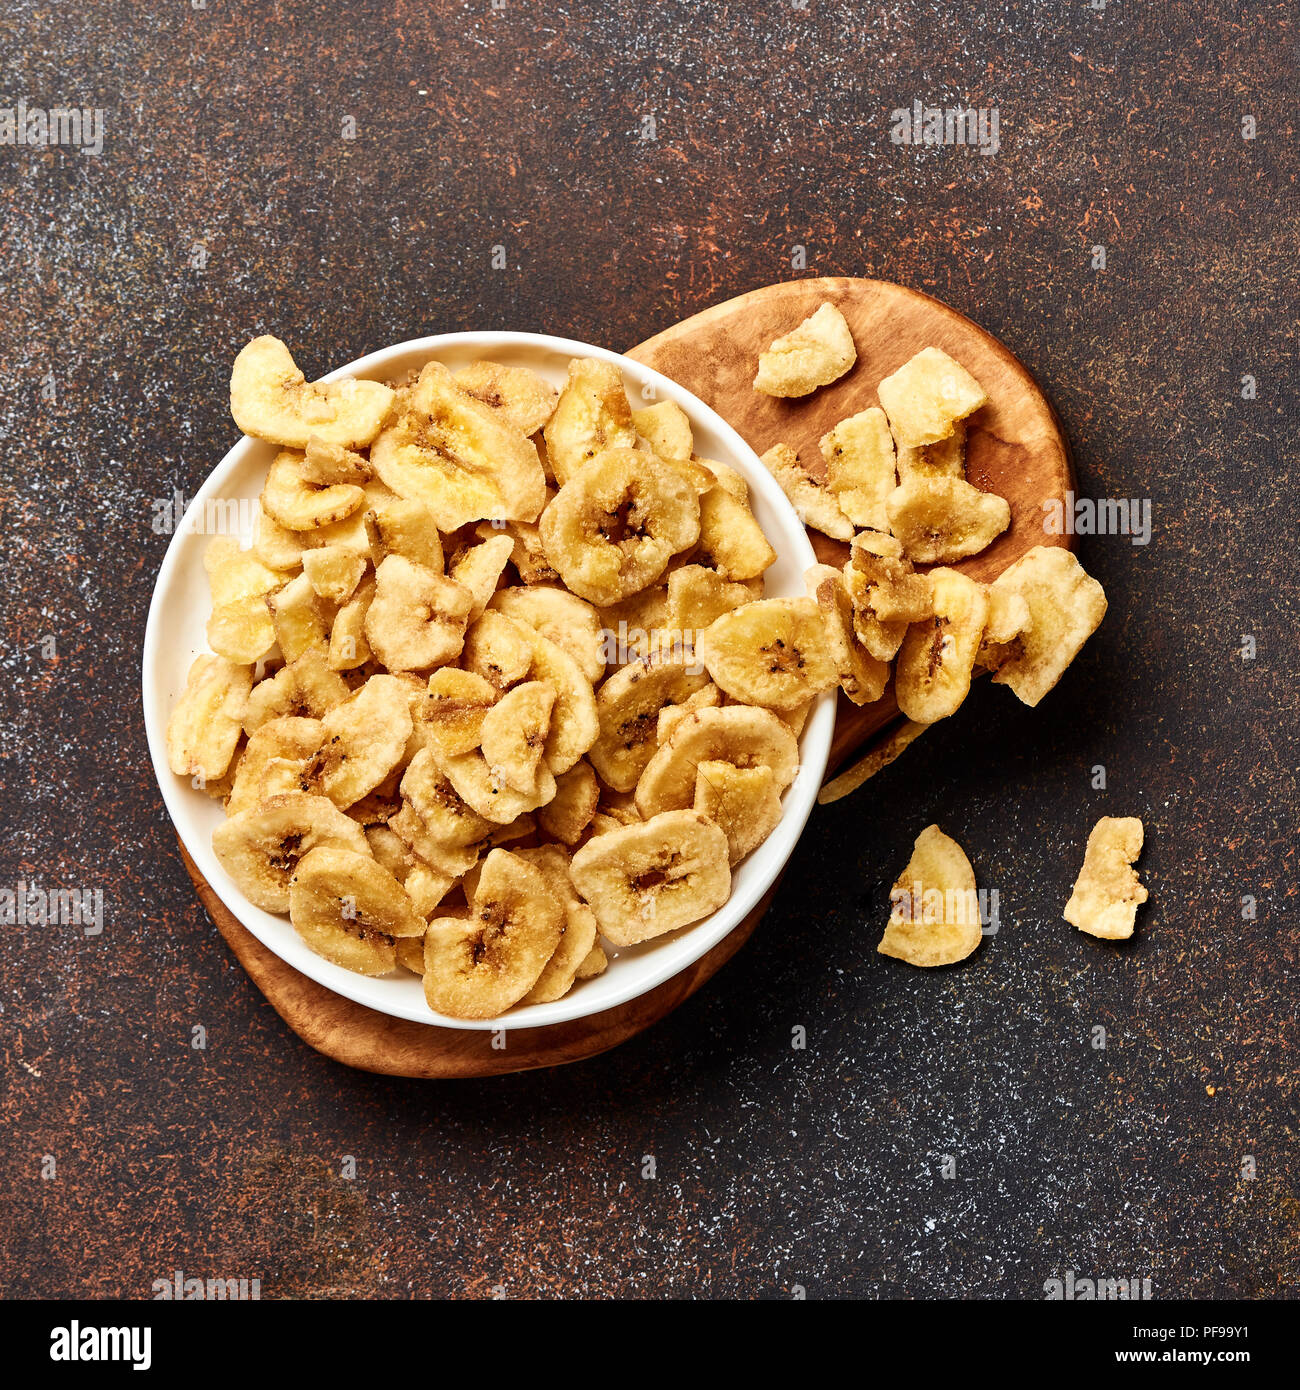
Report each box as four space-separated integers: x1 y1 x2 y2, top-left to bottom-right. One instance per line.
1064 816 1148 940
576 944 609 979
329 574 375 670
570 809 730 945
262 449 365 531
312 674 414 809
877 824 982 967
289 846 424 975
365 824 412 881
894 568 988 723
389 802 482 878
635 705 799 818
656 682 721 745
269 572 330 662
300 437 372 486
695 485 777 581
422 849 564 1018
820 406 897 532
842 537 928 663
476 518 559 586
897 420 967 483
537 760 600 845
696 597 839 711
461 609 535 691
454 359 559 437
887 476 1010 564
243 666 300 735
488 585 605 684
447 533 514 620
211 791 371 913
419 668 499 758
230 335 395 449
253 502 312 572
697 456 749 504
664 565 758 639
539 448 700 605
364 497 444 573
301 545 367 604
515 845 600 1005
288 646 351 717
370 361 547 529
405 862 454 919
975 586 1032 671
364 554 473 673
761 443 854 541
167 654 253 782
528 632 600 774
399 747 492 846
589 653 712 792
986 546 1107 706
632 399 694 463
226 716 324 817
543 357 638 486
753 302 856 398
876 346 987 448
207 597 277 665
816 719 928 805
809 566 889 706
435 744 557 825
479 680 556 793
693 760 783 864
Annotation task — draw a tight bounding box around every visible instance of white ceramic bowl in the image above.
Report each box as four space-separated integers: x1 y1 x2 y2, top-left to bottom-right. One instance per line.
142 332 834 1030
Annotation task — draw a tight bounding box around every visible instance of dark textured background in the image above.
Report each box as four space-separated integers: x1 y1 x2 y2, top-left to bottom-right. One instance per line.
1 0 1296 1299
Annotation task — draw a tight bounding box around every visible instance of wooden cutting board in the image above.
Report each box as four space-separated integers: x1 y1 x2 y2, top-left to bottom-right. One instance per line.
186 277 1073 1077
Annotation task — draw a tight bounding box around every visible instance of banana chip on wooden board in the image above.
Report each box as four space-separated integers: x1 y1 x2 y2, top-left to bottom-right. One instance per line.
753 302 856 398
876 346 987 448
878 824 983 967
761 443 854 541
1064 816 1148 940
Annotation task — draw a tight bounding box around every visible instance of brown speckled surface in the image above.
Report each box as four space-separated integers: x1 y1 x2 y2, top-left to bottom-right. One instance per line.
1 1 1297 1299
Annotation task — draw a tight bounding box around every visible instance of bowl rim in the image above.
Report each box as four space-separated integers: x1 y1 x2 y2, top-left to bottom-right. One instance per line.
142 329 834 1030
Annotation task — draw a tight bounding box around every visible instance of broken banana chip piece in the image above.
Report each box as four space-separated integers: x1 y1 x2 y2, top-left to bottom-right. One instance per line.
419 667 499 758
289 846 424 975
539 448 700 605
543 356 639 485
976 585 1032 672
632 399 694 463
364 554 473 673
876 346 988 448
436 742 557 825
454 359 559 437
313 674 413 809
478 680 556 793
212 791 371 913
488 584 605 684
461 609 536 691
422 849 564 1019
1064 816 1148 940
693 760 783 865
364 496 444 573
664 565 758 638
167 654 253 783
878 824 983 967
635 705 799 818
226 716 324 817
843 531 932 663
816 720 928 805
695 485 777 581
370 360 547 530
528 633 599 774
516 845 600 1005
753 302 856 398
809 566 889 706
697 596 839 711
894 568 989 724
230 336 396 449
761 443 854 541
819 407 897 532
986 545 1107 706
570 809 731 945
447 533 514 620
302 544 367 604
589 653 711 792
399 747 492 848
262 449 365 531
896 420 967 483
887 475 1011 564
537 761 600 845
